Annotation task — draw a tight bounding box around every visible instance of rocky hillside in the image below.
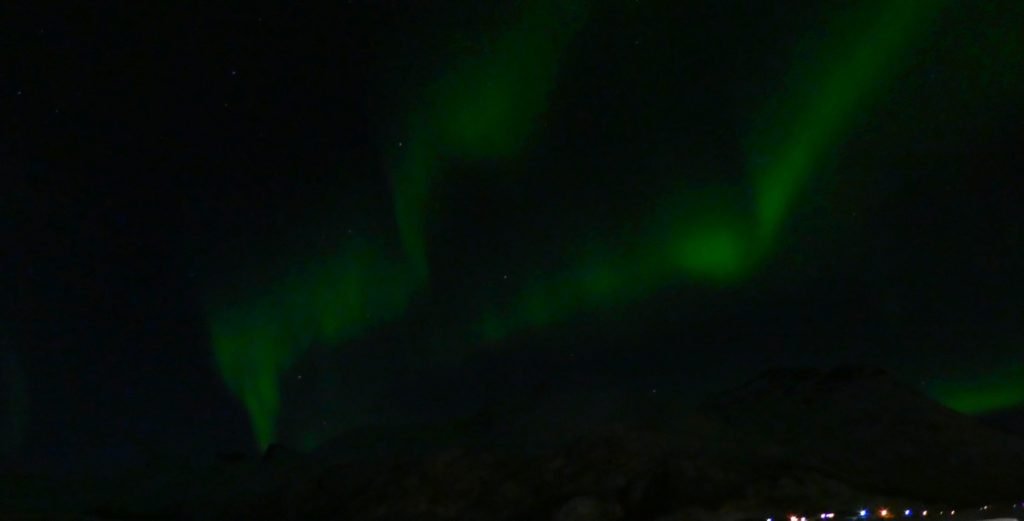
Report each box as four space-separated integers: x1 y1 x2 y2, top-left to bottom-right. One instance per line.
701 366 1024 503
7 365 1024 520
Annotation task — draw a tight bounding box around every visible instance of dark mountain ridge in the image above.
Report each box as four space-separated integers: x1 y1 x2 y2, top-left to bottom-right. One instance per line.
6 365 1024 520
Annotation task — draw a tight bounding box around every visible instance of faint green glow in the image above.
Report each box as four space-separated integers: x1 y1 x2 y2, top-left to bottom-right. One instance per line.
208 241 416 448
932 367 1024 415
476 198 756 339
390 0 586 265
209 0 947 447
391 138 436 277
477 0 942 340
751 0 940 243
209 1 586 448
670 216 750 282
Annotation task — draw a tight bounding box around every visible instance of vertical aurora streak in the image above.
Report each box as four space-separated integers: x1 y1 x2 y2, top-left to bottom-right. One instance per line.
475 0 943 340
208 0 586 448
390 0 586 268
750 0 942 244
207 241 417 448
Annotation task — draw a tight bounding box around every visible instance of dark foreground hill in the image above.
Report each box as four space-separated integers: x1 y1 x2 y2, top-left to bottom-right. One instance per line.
5 365 1023 520
700 364 1024 501
700 365 1024 504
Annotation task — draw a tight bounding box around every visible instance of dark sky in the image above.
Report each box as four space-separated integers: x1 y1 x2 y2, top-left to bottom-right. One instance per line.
4 1 1023 473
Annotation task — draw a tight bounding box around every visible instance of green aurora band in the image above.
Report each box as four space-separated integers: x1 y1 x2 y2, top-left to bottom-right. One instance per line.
477 0 944 340
209 0 587 449
208 0 952 448
391 0 587 272
207 240 417 449
932 365 1024 415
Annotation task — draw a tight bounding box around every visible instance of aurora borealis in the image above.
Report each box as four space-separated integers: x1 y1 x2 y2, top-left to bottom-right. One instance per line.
934 365 1024 415
6 0 1024 467
204 0 953 448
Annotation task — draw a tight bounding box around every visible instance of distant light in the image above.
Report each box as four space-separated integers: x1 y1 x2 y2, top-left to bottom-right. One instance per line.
790 516 799 521
922 511 927 516
880 509 889 518
904 509 912 517
860 510 868 518
950 510 955 516
825 514 835 519
767 518 772 521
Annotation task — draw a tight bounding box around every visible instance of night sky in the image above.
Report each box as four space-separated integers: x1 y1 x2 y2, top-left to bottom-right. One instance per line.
4 1 1024 473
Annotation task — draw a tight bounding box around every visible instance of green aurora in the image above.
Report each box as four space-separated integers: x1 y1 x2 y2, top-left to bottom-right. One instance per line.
206 0 972 448
475 0 942 340
209 0 588 449
391 0 587 273
206 240 417 448
932 365 1024 415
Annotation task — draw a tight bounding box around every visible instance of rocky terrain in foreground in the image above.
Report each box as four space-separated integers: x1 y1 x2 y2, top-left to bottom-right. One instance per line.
5 366 1024 520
